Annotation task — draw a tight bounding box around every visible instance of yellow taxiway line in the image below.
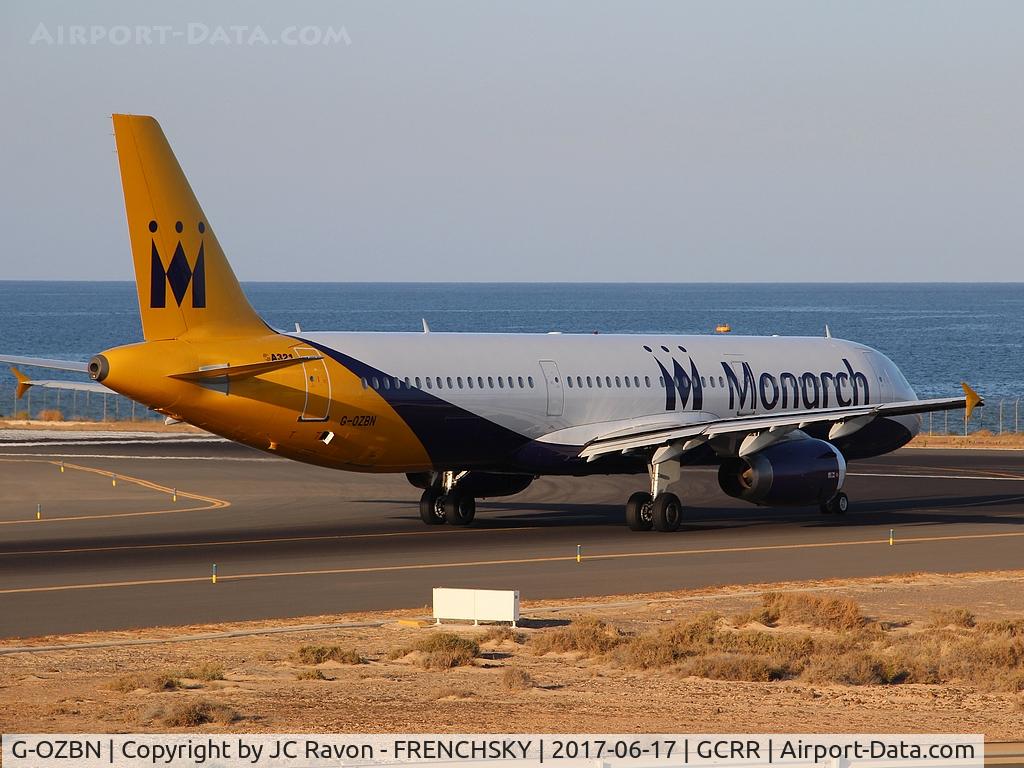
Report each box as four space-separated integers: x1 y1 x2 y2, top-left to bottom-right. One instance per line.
6 527 1024 596
0 458 229 524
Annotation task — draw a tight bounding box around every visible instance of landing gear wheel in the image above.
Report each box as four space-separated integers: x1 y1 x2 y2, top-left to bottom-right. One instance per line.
820 491 849 515
652 492 683 532
444 492 476 526
419 489 446 525
625 491 654 531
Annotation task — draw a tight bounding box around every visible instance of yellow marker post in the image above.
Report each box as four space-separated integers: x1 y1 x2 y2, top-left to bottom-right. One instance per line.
889 529 894 546
111 474 117 487
36 503 41 521
211 564 217 584
59 461 64 473
576 544 582 563
172 488 177 502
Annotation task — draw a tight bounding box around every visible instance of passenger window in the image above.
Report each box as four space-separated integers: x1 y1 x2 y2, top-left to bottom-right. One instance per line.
447 377 453 389
528 376 534 388
488 376 494 388
425 377 432 389
404 377 411 388
624 376 630 388
361 378 368 389
659 376 664 387
498 377 505 388
415 376 422 389
596 377 602 388
383 378 391 390
644 376 650 387
457 376 463 389
507 376 514 389
634 376 640 387
709 377 715 388
586 376 592 388
701 377 707 386
518 376 525 388
372 377 380 389
719 376 725 387
567 377 573 389
614 376 621 387
467 377 474 389
436 377 443 389
477 376 484 388
605 376 611 388
394 377 401 389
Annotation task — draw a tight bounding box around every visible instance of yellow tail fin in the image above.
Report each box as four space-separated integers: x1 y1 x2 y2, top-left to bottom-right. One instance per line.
112 114 268 341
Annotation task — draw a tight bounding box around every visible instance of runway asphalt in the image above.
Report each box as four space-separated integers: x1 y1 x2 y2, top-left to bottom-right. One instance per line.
1 429 1023 638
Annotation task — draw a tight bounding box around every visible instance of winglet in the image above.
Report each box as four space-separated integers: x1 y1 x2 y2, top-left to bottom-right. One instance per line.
961 382 983 420
10 366 32 399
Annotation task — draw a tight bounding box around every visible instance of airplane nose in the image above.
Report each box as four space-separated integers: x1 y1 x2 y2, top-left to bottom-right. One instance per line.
88 354 109 382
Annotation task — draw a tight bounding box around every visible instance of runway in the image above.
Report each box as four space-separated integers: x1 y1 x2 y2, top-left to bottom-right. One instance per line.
1 430 1023 638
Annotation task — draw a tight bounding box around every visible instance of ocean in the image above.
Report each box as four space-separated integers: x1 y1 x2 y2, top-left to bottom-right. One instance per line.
1 281 1020 427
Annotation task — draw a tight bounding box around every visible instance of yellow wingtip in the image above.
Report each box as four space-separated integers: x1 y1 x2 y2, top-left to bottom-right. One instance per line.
961 381 983 421
10 366 31 400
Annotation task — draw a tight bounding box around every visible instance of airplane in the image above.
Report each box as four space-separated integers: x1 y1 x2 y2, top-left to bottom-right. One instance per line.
2 115 983 532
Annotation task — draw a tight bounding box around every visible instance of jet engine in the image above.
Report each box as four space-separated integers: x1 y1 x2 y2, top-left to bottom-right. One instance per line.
406 471 534 498
717 438 846 507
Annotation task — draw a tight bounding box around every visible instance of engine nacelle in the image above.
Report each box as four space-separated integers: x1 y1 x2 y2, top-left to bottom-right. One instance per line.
406 472 534 499
717 438 846 507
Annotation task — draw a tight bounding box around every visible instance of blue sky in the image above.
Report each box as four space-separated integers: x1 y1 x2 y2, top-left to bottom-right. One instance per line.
2 1 1022 281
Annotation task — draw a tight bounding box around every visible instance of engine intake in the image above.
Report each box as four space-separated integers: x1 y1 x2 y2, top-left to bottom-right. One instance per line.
718 437 846 507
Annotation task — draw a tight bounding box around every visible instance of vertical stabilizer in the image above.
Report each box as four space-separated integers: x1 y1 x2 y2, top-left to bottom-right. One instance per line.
112 114 267 341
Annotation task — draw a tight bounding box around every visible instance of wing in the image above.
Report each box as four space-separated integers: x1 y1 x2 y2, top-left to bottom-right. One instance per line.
579 384 982 461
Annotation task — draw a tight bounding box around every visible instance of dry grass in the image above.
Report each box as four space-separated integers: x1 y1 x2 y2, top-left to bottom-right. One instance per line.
109 672 181 693
523 594 1024 692
740 592 868 631
295 668 329 681
481 626 522 644
294 645 364 665
161 700 238 727
928 608 977 628
500 666 536 691
36 409 64 422
176 662 225 681
389 633 481 670
530 618 624 655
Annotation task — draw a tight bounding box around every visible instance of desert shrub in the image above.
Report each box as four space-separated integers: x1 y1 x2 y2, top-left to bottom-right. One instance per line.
500 666 536 691
753 592 867 631
977 619 1024 637
391 633 481 669
177 662 225 681
109 673 180 693
481 626 521 644
295 669 328 681
37 409 64 422
530 618 623 655
295 645 364 665
928 608 976 629
679 653 785 682
162 700 237 727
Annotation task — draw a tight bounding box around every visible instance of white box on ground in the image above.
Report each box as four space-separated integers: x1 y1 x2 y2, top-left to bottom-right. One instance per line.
433 587 520 626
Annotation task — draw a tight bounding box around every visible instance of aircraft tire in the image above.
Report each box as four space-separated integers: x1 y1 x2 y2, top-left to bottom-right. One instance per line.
444 492 476 526
651 492 683 532
625 491 654 531
419 489 447 525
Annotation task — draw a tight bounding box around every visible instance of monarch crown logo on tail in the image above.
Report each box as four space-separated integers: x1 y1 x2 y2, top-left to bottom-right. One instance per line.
149 219 206 308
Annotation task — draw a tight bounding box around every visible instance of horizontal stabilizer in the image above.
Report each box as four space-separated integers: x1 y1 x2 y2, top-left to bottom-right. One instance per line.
169 355 322 381
9 366 108 399
0 354 88 372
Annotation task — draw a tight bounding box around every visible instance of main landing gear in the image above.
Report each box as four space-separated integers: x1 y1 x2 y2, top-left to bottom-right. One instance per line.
819 491 849 515
626 461 683 532
419 471 476 526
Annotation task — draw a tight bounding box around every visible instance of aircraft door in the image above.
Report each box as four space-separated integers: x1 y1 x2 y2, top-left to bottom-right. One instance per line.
292 345 332 421
862 351 893 403
538 360 564 417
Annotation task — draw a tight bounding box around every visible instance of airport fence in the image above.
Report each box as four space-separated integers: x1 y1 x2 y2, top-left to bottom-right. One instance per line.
0 379 1021 435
